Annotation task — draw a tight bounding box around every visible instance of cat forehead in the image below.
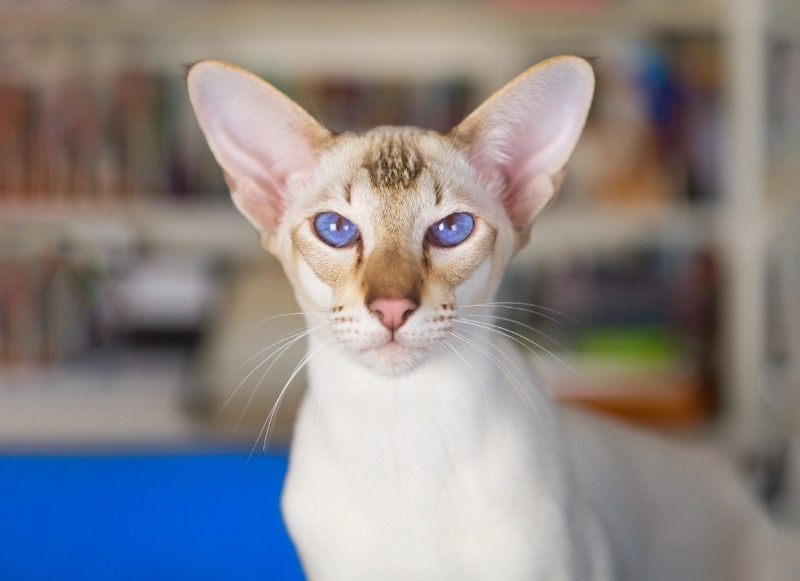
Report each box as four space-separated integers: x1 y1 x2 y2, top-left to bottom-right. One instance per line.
361 129 427 191
319 127 466 194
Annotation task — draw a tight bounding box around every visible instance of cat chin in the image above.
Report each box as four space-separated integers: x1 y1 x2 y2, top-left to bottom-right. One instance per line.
351 342 429 378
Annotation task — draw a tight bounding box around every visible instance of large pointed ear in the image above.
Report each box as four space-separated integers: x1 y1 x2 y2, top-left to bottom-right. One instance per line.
187 60 331 233
453 56 594 240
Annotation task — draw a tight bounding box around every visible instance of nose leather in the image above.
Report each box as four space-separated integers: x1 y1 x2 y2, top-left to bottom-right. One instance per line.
369 297 418 332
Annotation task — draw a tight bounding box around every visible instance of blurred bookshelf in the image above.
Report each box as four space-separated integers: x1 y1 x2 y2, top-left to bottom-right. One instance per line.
0 0 797 448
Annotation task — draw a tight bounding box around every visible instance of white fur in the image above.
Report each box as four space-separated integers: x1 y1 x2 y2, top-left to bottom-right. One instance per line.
282 332 605 581
187 57 800 580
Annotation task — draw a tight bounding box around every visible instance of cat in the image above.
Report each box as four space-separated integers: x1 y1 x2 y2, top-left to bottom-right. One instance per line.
187 56 800 581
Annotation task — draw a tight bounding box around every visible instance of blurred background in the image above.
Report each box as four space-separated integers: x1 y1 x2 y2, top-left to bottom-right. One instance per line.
0 0 798 576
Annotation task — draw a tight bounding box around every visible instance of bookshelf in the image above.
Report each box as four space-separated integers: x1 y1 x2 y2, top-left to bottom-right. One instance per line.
0 0 795 451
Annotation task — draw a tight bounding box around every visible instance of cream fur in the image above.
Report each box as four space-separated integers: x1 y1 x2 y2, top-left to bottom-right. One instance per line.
188 57 800 580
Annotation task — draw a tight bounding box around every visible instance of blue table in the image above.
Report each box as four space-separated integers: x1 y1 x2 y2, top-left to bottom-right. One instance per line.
0 451 304 580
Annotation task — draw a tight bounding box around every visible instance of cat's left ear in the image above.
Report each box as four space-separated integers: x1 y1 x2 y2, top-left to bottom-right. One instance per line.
187 61 331 234
453 56 594 242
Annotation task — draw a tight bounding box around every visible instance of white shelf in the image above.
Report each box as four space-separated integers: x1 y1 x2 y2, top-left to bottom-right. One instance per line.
0 0 720 93
0 200 262 262
0 1 722 37
0 0 787 452
520 204 718 263
0 350 199 446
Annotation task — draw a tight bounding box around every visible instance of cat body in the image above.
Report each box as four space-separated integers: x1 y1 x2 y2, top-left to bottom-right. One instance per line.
187 57 800 580
282 335 606 581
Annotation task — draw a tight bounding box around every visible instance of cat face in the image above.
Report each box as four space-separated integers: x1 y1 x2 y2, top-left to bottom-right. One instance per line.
187 58 594 376
273 127 512 374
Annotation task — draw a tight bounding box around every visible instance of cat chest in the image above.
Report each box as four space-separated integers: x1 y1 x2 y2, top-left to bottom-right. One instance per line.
281 461 546 581
281 419 564 581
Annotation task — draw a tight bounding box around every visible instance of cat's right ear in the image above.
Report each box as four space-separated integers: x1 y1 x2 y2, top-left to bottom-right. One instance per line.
187 61 331 233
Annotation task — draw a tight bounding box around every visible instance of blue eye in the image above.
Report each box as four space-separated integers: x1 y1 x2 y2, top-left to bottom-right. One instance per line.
314 212 360 248
427 213 474 247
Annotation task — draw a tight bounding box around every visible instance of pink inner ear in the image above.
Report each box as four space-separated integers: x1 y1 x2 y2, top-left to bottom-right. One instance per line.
209 101 320 231
230 174 285 233
501 173 558 229
460 57 594 230
470 126 562 230
188 61 329 233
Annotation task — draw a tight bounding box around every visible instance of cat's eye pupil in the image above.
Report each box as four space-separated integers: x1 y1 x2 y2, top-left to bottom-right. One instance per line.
427 213 474 247
314 212 359 248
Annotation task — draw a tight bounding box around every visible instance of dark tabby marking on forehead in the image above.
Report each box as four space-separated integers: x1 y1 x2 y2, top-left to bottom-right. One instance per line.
433 179 443 206
364 135 425 191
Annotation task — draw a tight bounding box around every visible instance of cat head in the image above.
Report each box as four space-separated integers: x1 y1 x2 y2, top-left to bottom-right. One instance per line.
187 57 594 376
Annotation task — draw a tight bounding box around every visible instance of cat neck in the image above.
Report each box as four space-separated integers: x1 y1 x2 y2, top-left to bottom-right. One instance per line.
295 325 560 461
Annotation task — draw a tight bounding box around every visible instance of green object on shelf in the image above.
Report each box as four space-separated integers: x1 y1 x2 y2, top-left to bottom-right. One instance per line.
574 326 680 366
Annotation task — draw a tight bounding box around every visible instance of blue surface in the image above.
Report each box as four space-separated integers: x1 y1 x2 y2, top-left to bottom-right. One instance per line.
0 451 304 580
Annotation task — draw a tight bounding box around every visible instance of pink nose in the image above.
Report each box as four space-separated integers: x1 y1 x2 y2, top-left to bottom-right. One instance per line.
369 297 418 332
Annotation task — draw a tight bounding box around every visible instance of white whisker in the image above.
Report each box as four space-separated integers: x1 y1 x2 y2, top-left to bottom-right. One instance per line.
247 309 326 330
458 318 594 389
459 318 546 365
313 342 343 441
252 336 336 455
450 329 542 421
464 313 567 350
239 324 326 370
439 339 490 411
235 332 310 429
218 324 326 424
460 301 578 326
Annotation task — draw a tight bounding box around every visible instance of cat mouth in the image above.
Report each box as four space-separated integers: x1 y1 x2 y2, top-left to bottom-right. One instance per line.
366 338 411 359
358 337 428 376
374 338 408 354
